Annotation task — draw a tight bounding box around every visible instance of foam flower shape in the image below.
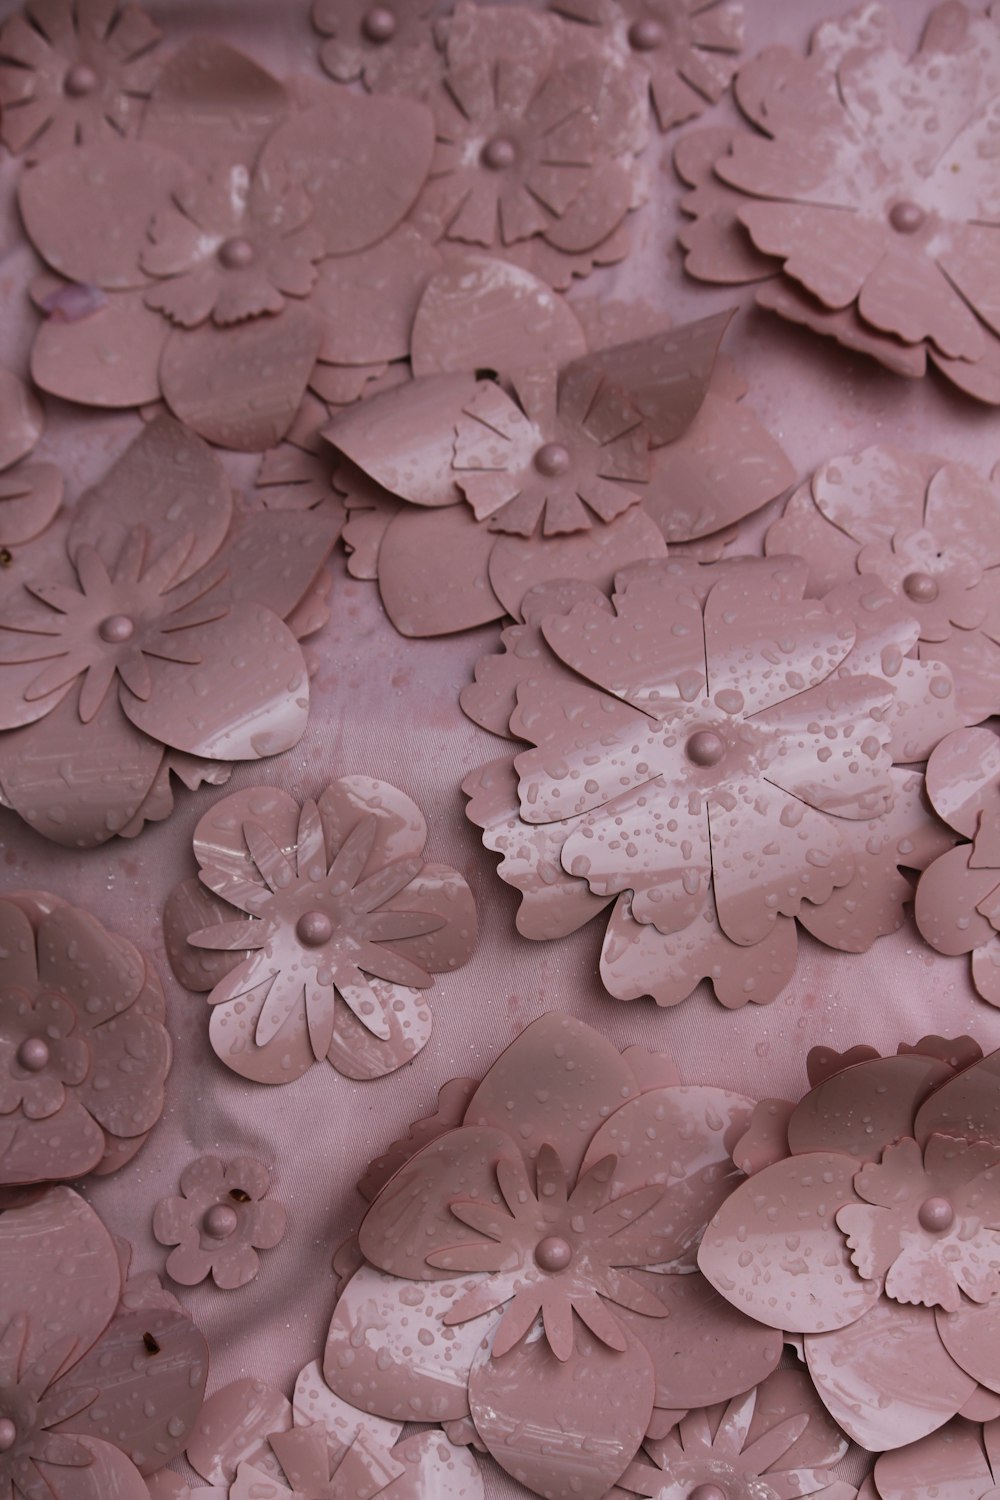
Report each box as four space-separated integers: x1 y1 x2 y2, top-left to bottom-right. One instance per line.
675 3 1000 401
0 1185 209 1495
0 417 339 846
871 1414 1000 1500
0 889 170 1186
698 1038 1000 1450
766 447 1000 725
553 0 744 132
153 1156 286 1290
163 777 476 1085
613 1368 847 1500
0 0 162 158
312 0 435 87
325 1014 785 1500
0 369 63 555
916 727 1000 1008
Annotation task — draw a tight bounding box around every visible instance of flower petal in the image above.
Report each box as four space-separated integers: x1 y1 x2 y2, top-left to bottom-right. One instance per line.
387 1430 485 1500
324 372 472 507
186 1378 291 1485
206 508 339 623
141 38 289 168
874 1419 992 1500
311 225 441 365
0 1091 106 1185
0 462 63 548
376 503 505 637
192 783 300 907
328 985 433 1080
937 1292 1000 1395
47 1435 151 1500
0 368 43 471
31 286 167 408
787 1052 952 1162
163 877 248 993
914 1049 1000 1151
0 895 39 989
375 863 476 975
209 979 315 1087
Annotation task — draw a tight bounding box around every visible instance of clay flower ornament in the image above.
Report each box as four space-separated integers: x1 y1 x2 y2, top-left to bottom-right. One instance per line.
916 727 1000 1008
163 777 476 1085
698 1036 1000 1451
0 1185 209 1496
675 3 1000 401
325 1014 786 1500
0 890 171 1187
153 1156 286 1290
0 0 162 159
312 0 436 88
865 1414 1000 1500
0 369 63 561
0 416 339 847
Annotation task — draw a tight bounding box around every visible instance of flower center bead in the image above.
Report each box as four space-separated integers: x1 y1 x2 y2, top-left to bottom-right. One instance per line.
296 910 334 947
903 571 939 603
481 136 517 171
0 1419 16 1452
686 729 726 767
218 237 255 269
628 17 666 49
362 6 397 41
918 1196 955 1233
889 200 926 234
16 1037 50 1072
534 1235 573 1271
98 613 135 644
533 442 571 477
203 1204 239 1239
64 63 98 96
689 1488 727 1500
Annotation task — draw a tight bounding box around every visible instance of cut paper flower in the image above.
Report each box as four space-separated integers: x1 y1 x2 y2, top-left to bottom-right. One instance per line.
313 0 436 88
0 1184 208 1494
153 1156 286 1290
163 777 476 1085
612 1368 847 1500
0 0 162 159
552 0 745 133
0 369 63 556
0 889 170 1187
675 3 1000 401
461 556 960 1009
698 1037 1000 1451
916 726 1000 1009
868 1414 1000 1500
325 1013 785 1500
0 416 339 847
766 447 1000 726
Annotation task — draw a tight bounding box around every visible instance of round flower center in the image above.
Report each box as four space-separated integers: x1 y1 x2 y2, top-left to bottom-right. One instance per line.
534 1235 573 1272
689 1488 727 1500
686 728 726 767
204 1204 239 1239
889 200 926 234
533 442 571 477
628 17 666 49
98 613 135 644
16 1037 50 1073
0 1418 17 1453
918 1196 955 1233
64 63 98 96
902 570 939 603
218 237 255 269
362 6 397 41
481 136 517 171
296 910 334 947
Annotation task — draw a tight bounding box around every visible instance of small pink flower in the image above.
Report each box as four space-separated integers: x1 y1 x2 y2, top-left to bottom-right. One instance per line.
154 1156 287 1291
312 0 435 87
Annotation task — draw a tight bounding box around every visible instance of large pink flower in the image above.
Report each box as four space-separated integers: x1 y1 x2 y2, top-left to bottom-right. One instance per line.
324 1014 784 1500
0 889 170 1186
698 1039 1000 1450
0 1185 208 1495
0 417 339 846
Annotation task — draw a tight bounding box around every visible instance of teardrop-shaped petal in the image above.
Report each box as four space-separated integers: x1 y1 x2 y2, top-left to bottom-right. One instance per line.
208 979 314 1087
787 1053 952 1162
31 286 167 408
141 38 289 169
0 461 64 546
311 225 441 365
0 369 43 470
916 846 1000 957
324 373 473 507
327 984 434 1080
186 1378 291 1485
377 503 505 637
913 1049 1000 1151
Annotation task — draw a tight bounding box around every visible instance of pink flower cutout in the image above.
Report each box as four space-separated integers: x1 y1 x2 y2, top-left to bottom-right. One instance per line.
312 0 435 87
0 0 162 158
871 1414 1000 1500
0 416 339 846
698 1039 1000 1450
0 1184 208 1496
154 1156 286 1291
325 1013 785 1500
766 447 1000 726
163 777 477 1085
916 727 1000 1008
0 369 63 557
0 890 170 1186
676 3 1000 402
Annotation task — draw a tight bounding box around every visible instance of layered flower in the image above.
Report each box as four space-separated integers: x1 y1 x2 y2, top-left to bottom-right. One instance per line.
0 1185 208 1496
675 3 1000 401
153 1156 287 1290
766 447 1000 725
163 777 476 1085
312 0 436 87
0 0 162 158
0 890 170 1186
0 417 339 846
698 1038 1000 1450
868 1414 1000 1500
324 1013 785 1500
0 369 62 560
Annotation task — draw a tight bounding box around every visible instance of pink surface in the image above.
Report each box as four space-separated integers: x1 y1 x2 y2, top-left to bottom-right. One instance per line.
3 2 1000 1496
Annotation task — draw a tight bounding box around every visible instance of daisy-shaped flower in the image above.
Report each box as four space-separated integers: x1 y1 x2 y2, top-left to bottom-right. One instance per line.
699 1039 1000 1451
0 1185 208 1495
153 1156 286 1290
0 0 161 159
870 1414 1000 1500
325 1014 785 1500
766 447 1000 725
0 417 339 846
312 0 436 87
0 890 170 1186
0 369 62 557
163 777 476 1084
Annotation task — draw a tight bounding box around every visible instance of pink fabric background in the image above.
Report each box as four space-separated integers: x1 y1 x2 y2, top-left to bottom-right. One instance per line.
2 0 999 1492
